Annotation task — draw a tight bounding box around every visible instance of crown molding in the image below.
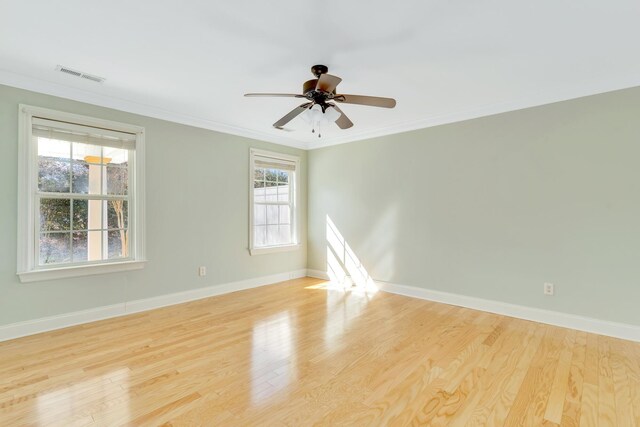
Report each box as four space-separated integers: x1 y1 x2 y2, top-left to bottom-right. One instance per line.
2 69 639 152
0 69 309 150
306 78 640 150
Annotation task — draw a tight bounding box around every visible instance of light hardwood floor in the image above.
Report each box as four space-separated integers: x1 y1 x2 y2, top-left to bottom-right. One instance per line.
1 277 639 426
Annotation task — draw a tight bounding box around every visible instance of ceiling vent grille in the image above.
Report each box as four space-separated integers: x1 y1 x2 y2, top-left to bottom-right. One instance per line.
55 65 105 83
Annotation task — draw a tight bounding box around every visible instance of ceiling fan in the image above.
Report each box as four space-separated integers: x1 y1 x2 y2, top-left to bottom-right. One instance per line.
245 65 396 136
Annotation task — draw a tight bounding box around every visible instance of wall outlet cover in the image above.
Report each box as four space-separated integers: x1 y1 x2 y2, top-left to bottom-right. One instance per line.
544 282 554 296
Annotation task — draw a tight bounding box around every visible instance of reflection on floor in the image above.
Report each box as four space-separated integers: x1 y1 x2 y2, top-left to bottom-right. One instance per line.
251 310 295 404
1 277 639 425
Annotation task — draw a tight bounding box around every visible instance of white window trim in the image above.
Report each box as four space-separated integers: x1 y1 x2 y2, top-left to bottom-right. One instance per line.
249 148 300 256
17 104 146 282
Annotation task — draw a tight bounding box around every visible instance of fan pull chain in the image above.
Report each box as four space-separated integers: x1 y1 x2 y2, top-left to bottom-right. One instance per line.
311 121 322 137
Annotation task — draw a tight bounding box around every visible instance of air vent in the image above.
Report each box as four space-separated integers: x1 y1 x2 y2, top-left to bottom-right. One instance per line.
55 65 105 83
80 73 105 83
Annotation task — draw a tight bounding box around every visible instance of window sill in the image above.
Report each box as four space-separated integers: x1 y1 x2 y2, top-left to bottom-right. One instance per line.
250 244 301 256
17 260 147 283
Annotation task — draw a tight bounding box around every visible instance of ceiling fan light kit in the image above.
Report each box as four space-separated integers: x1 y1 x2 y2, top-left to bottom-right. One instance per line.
301 104 341 138
245 65 396 137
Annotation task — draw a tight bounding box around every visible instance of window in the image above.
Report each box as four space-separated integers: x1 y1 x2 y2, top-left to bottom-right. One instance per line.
17 105 145 282
249 149 300 255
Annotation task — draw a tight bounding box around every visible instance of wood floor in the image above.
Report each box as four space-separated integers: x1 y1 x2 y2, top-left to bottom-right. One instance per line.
1 277 639 426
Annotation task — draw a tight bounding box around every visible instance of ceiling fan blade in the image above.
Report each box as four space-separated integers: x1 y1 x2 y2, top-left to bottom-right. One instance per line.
245 93 306 98
328 104 353 129
273 102 312 128
335 94 396 108
316 74 342 93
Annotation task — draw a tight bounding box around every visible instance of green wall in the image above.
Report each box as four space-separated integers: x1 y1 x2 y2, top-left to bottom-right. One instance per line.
308 87 640 325
3 83 639 328
0 84 307 325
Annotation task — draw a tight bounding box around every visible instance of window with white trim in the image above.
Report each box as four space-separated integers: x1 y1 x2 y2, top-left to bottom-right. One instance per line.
17 105 145 282
249 149 299 255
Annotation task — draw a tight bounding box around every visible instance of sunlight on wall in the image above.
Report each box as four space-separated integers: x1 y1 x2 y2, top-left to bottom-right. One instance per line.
326 215 377 293
36 368 130 424
250 311 296 404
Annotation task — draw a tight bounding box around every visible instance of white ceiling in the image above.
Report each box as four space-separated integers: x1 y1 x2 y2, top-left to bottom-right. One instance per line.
1 0 639 150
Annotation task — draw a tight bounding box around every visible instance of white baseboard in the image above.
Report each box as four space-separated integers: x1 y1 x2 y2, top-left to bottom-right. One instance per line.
4 269 638 343
0 269 307 342
378 281 640 343
305 268 640 342
306 269 330 280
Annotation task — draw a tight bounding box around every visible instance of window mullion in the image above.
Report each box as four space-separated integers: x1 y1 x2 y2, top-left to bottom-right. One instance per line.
36 192 127 201
127 149 133 258
99 146 103 262
290 172 294 241
70 140 74 193
70 196 74 262
34 194 40 267
69 139 75 263
254 201 289 206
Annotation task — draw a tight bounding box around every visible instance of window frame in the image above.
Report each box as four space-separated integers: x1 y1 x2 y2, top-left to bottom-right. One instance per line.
17 105 146 282
249 148 300 255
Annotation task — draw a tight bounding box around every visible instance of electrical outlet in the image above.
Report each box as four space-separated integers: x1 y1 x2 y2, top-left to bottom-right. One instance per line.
544 282 554 296
198 266 207 277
